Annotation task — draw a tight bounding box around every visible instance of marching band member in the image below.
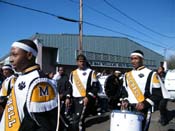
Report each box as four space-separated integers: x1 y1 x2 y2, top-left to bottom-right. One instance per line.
0 65 16 99
1 64 14 79
0 39 60 131
0 64 17 120
122 50 162 131
65 54 99 131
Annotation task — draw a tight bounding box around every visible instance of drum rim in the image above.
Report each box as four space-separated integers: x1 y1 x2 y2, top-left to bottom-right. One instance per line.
112 110 144 116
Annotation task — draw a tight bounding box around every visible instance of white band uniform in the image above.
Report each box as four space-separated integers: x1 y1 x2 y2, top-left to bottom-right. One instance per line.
12 41 37 57
130 53 143 58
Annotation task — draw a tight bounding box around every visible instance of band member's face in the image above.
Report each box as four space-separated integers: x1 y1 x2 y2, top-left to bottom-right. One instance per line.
2 69 12 77
131 55 143 69
10 47 29 72
77 59 86 69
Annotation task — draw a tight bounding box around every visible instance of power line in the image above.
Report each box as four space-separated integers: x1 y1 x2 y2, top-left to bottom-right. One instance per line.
0 0 168 49
69 0 169 48
104 0 175 38
0 0 57 17
0 0 78 23
83 21 166 49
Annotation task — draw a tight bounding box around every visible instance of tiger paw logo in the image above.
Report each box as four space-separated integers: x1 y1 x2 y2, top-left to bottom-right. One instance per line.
18 81 26 90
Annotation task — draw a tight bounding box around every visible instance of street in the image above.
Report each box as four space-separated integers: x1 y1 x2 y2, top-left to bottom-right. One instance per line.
86 101 175 131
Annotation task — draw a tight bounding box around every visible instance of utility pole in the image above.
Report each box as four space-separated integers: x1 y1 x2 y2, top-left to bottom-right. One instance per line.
164 48 167 60
163 48 168 71
78 0 83 54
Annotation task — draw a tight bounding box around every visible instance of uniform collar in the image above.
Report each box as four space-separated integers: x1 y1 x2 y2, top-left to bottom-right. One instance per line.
77 67 88 71
135 66 145 71
22 65 40 74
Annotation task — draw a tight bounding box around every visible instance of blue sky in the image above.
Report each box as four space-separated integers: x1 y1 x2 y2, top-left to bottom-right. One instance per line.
0 0 175 59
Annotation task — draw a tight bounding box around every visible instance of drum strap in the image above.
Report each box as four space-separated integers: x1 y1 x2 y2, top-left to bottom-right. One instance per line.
7 77 16 96
73 70 86 97
126 72 145 102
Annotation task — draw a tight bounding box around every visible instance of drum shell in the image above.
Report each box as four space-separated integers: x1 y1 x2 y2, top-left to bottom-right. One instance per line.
110 110 144 131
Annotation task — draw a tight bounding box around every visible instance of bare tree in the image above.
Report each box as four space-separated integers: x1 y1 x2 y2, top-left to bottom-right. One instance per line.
167 55 175 69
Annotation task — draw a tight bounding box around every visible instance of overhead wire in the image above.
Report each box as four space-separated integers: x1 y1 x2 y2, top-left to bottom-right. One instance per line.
104 0 175 38
83 21 166 48
0 0 169 49
68 0 170 48
0 0 78 22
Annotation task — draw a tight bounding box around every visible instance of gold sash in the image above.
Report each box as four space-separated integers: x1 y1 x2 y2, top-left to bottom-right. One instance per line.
5 88 20 131
73 70 86 97
1 77 16 96
126 72 145 102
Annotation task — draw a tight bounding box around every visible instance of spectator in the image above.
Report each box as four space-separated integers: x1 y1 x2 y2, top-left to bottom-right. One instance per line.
57 67 71 131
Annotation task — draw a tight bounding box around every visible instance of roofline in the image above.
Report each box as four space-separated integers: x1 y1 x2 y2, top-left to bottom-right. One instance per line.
32 32 163 57
32 32 128 39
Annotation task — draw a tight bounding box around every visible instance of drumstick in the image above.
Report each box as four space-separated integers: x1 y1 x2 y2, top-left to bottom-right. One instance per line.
79 105 86 131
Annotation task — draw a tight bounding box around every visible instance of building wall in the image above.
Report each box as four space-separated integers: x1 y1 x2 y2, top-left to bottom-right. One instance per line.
42 47 57 73
32 33 164 73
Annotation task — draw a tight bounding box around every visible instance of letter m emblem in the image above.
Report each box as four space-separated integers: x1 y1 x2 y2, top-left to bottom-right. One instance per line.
39 86 49 96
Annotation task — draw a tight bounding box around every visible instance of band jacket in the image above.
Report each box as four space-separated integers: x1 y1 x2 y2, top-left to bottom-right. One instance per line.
66 68 99 101
123 66 163 112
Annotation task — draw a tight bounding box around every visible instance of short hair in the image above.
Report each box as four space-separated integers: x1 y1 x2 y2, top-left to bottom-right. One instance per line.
76 54 87 61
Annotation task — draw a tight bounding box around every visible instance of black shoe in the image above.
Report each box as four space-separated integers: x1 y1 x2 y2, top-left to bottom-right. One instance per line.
161 120 168 126
159 118 168 126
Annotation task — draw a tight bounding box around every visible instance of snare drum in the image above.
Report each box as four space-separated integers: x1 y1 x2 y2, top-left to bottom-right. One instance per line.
110 110 144 131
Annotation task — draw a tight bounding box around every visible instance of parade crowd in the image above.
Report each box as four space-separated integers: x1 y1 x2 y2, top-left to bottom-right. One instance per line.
0 39 170 131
